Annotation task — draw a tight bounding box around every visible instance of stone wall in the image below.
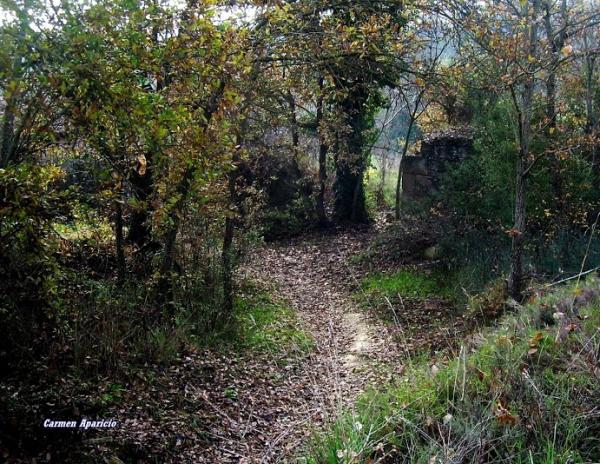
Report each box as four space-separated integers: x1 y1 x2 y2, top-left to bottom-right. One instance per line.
401 131 473 200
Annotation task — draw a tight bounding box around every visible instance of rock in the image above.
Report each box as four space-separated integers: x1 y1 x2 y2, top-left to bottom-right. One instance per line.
423 245 440 260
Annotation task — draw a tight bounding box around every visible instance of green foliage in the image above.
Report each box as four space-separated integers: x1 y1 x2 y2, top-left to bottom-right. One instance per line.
234 290 314 357
0 164 74 362
69 271 231 373
439 95 600 287
262 196 317 241
361 270 453 301
305 278 600 463
365 164 397 209
441 97 517 227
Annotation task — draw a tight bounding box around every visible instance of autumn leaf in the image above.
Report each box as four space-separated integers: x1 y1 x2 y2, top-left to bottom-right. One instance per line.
495 400 518 426
529 331 544 348
136 155 147 176
561 45 573 57
505 228 522 238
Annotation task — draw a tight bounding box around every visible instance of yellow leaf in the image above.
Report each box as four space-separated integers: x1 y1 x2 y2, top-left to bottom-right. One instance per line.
495 400 518 426
561 45 573 57
528 331 544 348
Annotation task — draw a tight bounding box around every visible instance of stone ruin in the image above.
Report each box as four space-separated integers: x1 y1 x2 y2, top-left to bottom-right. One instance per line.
401 129 473 200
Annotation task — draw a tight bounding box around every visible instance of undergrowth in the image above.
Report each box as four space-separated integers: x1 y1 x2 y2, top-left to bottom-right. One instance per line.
304 277 600 463
233 289 314 357
360 269 454 301
365 164 398 209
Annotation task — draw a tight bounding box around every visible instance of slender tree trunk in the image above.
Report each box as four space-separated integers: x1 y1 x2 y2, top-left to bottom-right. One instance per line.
544 0 567 223
286 90 299 149
315 76 329 226
350 167 367 222
221 149 241 320
509 158 527 299
157 84 225 311
509 0 539 300
584 43 598 175
115 198 126 285
157 168 193 312
0 97 15 168
158 226 178 304
377 151 387 207
395 116 416 219
586 70 598 172
222 214 234 318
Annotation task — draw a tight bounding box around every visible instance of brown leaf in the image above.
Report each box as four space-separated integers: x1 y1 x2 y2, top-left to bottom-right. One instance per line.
495 401 518 426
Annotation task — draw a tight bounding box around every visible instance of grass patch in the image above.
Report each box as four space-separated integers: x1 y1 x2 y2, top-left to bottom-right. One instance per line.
304 277 600 463
361 269 454 301
234 290 314 357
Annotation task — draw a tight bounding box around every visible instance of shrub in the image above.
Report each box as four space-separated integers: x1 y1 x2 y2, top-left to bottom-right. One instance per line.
0 164 74 370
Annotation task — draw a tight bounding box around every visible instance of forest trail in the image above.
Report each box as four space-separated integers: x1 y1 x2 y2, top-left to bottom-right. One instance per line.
243 225 405 462
252 226 401 389
102 224 410 464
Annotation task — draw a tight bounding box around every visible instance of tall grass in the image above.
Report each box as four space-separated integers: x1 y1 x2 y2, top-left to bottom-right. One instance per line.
303 277 600 463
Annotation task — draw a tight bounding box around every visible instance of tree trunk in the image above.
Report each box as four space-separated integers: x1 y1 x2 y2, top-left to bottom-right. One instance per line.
221 150 240 320
375 151 386 207
222 214 234 318
127 153 154 248
543 0 567 221
315 76 329 226
334 148 368 222
115 198 126 284
156 83 226 313
395 116 416 219
583 36 598 175
286 90 299 150
508 0 539 300
509 158 527 299
156 169 193 312
333 86 370 223
0 96 15 168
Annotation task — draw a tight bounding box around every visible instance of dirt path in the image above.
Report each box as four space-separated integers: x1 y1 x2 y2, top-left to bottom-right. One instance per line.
252 227 400 386
241 226 404 461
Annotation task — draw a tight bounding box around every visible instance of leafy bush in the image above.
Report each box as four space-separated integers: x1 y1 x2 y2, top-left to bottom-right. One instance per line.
0 164 74 368
439 96 600 288
262 195 317 241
